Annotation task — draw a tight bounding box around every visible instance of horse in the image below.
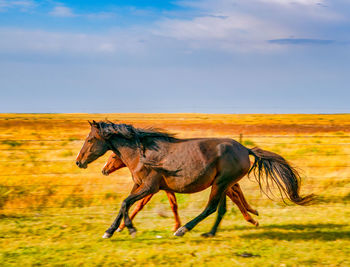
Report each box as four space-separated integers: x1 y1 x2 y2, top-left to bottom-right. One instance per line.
103 153 260 230
102 152 260 233
76 121 314 239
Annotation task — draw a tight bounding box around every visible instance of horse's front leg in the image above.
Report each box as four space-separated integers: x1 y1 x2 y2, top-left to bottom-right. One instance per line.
103 180 160 239
117 194 154 232
102 183 139 239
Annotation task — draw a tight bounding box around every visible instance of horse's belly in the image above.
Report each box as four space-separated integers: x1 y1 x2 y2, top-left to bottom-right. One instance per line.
159 140 224 193
162 159 217 193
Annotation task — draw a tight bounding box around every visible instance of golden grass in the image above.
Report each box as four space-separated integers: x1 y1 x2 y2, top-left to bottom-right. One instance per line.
0 113 349 266
1 113 349 211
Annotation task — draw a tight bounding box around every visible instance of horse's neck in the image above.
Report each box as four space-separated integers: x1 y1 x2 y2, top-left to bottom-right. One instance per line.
113 144 141 171
111 138 169 173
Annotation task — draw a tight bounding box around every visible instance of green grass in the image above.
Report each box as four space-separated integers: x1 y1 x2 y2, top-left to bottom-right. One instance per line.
1 204 349 267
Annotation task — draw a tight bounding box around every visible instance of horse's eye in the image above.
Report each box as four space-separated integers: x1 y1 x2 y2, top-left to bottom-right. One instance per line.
87 139 93 143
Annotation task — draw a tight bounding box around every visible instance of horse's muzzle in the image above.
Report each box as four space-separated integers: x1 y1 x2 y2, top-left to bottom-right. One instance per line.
76 161 87 169
102 169 109 176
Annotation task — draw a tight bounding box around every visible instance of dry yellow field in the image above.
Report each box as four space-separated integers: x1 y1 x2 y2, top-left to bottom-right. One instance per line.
0 113 349 266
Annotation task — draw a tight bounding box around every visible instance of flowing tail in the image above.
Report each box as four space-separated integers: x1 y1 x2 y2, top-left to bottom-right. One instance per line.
248 147 315 205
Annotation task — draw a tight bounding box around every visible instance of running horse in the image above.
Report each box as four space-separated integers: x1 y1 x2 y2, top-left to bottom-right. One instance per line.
101 152 260 232
76 121 314 238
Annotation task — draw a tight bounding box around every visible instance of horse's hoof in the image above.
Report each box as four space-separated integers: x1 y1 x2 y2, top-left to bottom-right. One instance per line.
116 228 123 233
255 210 259 216
129 227 137 238
174 226 188 237
201 232 214 238
255 221 259 227
102 232 113 239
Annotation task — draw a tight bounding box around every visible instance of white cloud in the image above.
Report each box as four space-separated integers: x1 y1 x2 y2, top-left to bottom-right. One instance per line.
153 14 290 52
0 28 148 56
256 0 344 21
97 43 116 53
0 0 35 11
164 0 347 51
49 5 75 17
48 5 116 19
258 0 324 6
0 0 347 57
176 0 343 21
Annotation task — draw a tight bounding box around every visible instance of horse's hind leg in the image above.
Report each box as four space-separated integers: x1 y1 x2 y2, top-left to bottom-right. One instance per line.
226 187 259 227
174 143 250 237
174 182 227 237
165 191 181 231
232 184 259 216
201 195 227 237
117 194 154 232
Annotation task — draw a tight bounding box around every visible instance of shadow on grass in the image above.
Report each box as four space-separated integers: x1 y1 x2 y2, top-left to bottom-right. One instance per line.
0 214 33 219
259 223 347 231
239 223 350 241
241 230 350 241
222 223 347 231
317 195 350 204
108 235 227 243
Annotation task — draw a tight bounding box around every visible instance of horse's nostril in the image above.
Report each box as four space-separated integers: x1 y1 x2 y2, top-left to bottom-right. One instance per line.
76 161 80 166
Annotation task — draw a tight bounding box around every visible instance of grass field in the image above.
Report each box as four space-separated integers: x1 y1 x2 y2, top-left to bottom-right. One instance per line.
0 113 349 266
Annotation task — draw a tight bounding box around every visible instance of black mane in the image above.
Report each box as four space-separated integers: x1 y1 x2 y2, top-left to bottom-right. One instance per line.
98 121 178 152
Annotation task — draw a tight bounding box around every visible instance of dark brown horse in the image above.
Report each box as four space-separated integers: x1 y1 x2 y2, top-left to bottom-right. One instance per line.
76 121 314 238
102 152 260 232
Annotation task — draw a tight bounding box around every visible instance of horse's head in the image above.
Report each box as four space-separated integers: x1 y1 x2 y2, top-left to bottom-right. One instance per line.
76 121 110 169
102 153 126 176
77 120 145 169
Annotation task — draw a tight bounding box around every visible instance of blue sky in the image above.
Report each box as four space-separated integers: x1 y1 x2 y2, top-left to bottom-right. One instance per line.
0 0 349 113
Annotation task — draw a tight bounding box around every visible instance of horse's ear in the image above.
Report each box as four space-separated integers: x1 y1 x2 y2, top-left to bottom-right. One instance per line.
91 120 100 128
88 120 92 126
